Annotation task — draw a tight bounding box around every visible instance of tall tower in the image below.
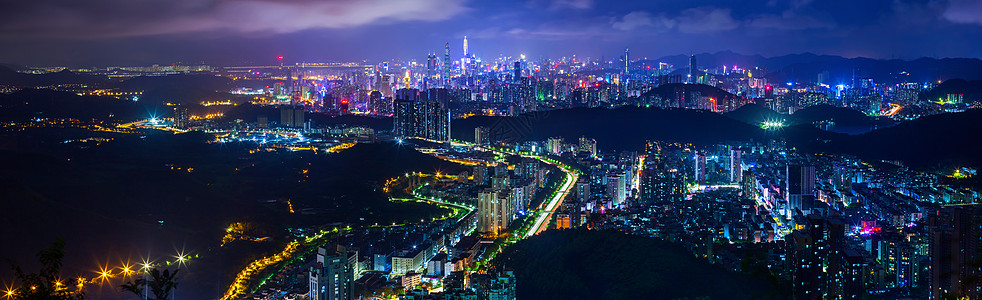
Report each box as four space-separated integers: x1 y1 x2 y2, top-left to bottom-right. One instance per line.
514 61 521 81
624 48 629 74
426 54 437 89
443 43 451 88
688 54 697 84
463 36 469 57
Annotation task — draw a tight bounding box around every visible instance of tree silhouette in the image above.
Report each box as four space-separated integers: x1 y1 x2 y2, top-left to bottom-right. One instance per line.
119 269 179 300
7 239 84 300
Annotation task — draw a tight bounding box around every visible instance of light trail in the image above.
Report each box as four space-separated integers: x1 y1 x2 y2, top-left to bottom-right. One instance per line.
884 103 903 116
525 159 577 238
457 142 580 239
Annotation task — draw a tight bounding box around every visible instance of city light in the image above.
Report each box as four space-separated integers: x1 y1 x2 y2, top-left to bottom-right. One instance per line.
760 121 785 130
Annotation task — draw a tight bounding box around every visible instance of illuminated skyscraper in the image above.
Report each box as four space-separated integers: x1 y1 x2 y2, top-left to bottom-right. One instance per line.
624 49 631 74
393 88 450 141
688 54 697 84
606 172 626 207
463 36 469 57
173 106 190 128
693 151 707 183
309 247 356 300
426 54 437 89
478 189 511 235
730 149 742 183
513 61 521 81
368 90 389 115
443 43 451 87
279 106 305 127
474 126 490 145
786 164 816 216
578 137 597 158
929 205 982 300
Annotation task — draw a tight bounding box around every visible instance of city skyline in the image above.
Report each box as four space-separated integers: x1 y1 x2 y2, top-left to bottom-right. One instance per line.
2 1 982 299
2 0 982 66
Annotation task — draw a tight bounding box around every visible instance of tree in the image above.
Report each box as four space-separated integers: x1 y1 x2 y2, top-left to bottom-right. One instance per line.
7 239 84 300
119 269 179 300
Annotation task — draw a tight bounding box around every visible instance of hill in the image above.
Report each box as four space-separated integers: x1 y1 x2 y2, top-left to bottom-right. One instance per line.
0 66 108 87
806 109 982 169
495 229 784 299
645 51 982 84
725 104 883 127
638 83 739 100
452 106 765 151
0 88 146 122
724 103 786 125
921 79 982 103
790 105 879 126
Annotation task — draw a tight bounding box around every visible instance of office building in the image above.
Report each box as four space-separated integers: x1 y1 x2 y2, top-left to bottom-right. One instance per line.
309 247 356 300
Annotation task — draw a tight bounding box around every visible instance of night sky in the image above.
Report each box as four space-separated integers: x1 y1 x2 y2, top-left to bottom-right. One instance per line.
1 0 981 66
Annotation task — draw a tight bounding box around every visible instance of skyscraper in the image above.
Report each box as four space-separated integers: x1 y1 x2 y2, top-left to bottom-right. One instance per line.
624 48 631 74
688 54 697 84
393 88 450 141
426 54 437 89
443 43 451 87
173 106 189 128
463 36 468 57
309 247 356 300
280 106 304 128
474 126 490 145
368 90 388 115
730 149 742 183
928 205 982 300
786 164 817 216
513 60 521 81
640 169 685 204
693 151 707 183
606 172 626 207
578 137 597 158
478 189 511 235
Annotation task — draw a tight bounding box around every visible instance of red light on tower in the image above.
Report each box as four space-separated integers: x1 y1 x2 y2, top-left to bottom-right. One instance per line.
341 99 349 105
277 56 283 60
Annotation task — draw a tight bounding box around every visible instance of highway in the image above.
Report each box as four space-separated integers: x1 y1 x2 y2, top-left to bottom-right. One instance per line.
449 140 579 239
523 158 578 238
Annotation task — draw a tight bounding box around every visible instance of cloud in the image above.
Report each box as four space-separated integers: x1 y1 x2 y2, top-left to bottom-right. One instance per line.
942 0 982 25
612 11 655 30
748 11 835 30
549 0 594 10
0 0 469 38
676 7 739 33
